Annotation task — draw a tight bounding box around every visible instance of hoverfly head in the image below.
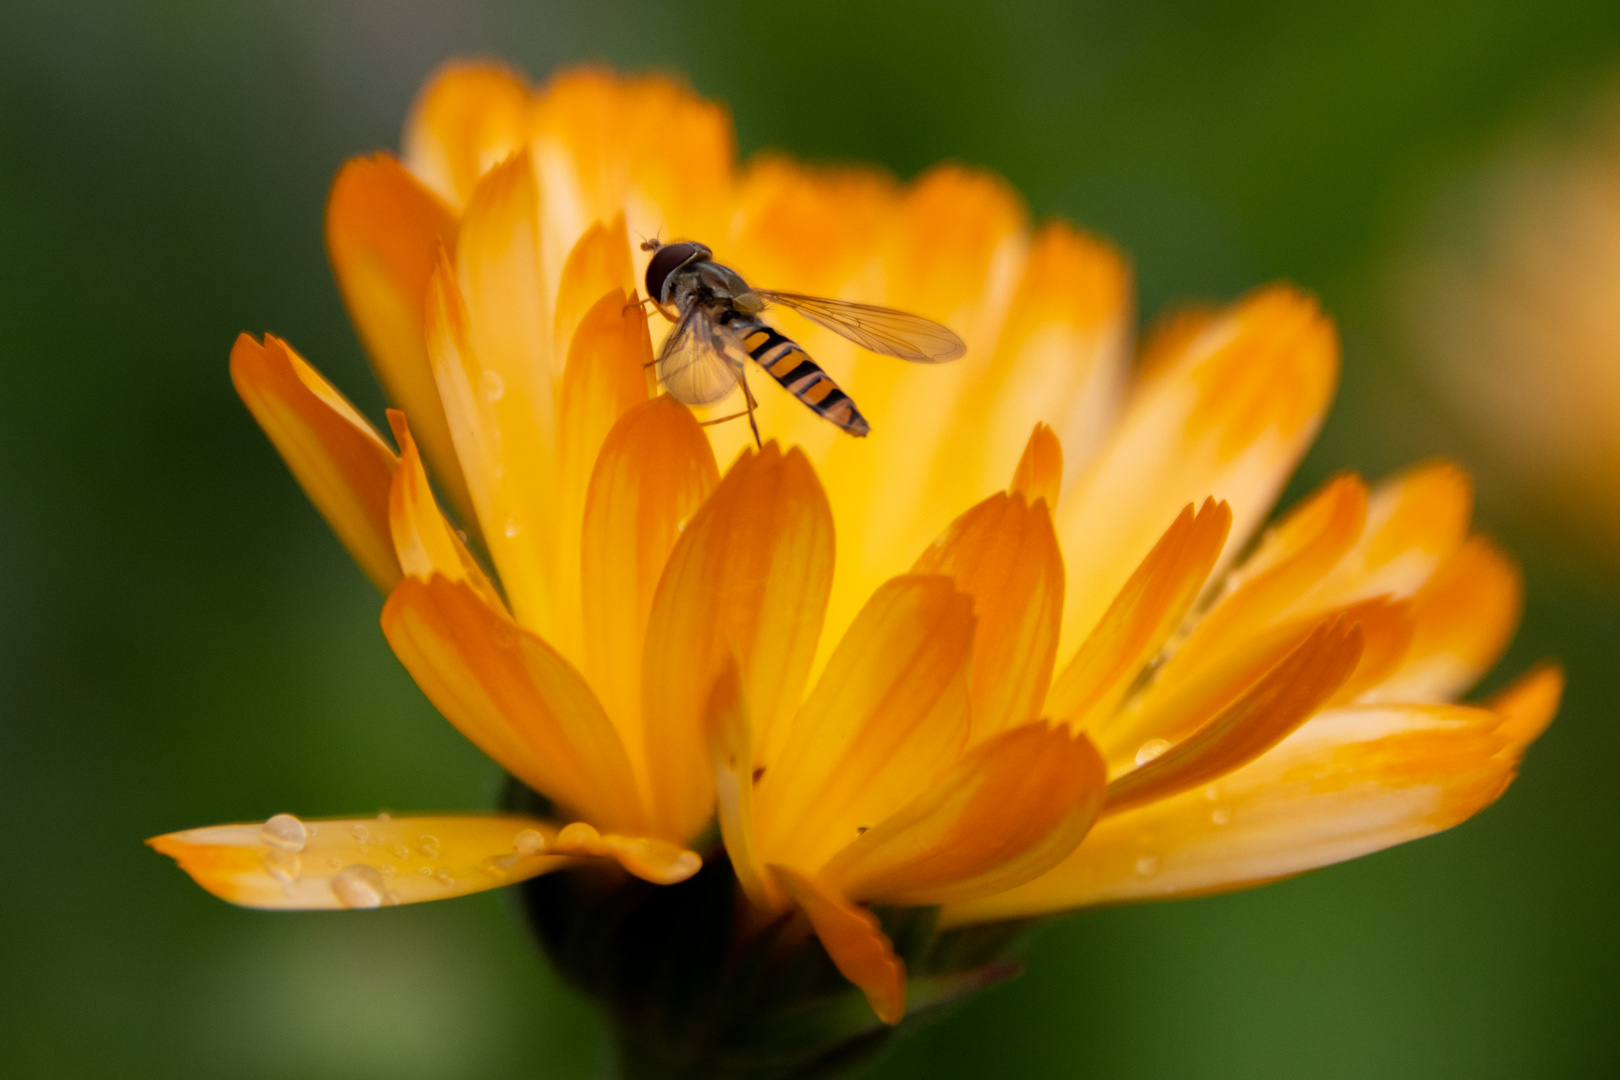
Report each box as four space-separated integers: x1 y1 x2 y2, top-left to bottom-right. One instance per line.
644 240 712 306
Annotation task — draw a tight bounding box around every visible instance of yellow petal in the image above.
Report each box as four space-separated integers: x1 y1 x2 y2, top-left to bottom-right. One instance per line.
1369 537 1522 703
1010 422 1063 509
911 491 1065 741
324 154 472 527
753 575 973 873
403 61 532 211
821 722 1106 906
229 333 399 591
640 444 834 841
380 575 645 833
944 700 1519 923
426 153 566 642
581 396 718 784
1054 286 1338 658
1488 663 1563 752
554 214 638 360
384 410 504 613
770 864 907 1026
706 653 773 909
531 68 735 254
1049 498 1232 729
148 812 698 910
1104 614 1364 814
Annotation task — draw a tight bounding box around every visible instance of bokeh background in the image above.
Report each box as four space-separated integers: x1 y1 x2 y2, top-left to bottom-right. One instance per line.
3 1 1619 1077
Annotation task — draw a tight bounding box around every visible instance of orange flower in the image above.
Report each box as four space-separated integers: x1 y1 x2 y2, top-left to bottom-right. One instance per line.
151 62 1558 1036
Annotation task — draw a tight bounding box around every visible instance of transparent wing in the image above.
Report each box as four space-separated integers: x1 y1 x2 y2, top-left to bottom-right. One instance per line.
756 291 967 363
656 305 744 406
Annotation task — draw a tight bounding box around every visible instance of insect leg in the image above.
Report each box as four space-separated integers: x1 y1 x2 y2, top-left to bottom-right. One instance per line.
740 366 762 449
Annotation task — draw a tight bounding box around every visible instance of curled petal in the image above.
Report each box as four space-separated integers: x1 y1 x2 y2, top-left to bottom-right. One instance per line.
753 575 973 872
386 410 504 613
1050 498 1231 729
770 865 907 1026
945 698 1533 923
1104 615 1364 814
381 576 645 834
1055 286 1338 657
229 334 399 591
404 61 532 211
822 722 1106 906
325 154 471 525
912 490 1064 741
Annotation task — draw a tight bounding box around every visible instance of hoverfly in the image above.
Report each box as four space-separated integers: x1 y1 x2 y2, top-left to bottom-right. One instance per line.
639 239 966 443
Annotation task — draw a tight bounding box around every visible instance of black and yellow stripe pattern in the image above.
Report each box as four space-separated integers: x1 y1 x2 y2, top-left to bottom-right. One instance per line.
738 322 870 437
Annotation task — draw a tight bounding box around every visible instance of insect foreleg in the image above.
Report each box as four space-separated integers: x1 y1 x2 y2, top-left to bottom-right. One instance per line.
739 366 762 449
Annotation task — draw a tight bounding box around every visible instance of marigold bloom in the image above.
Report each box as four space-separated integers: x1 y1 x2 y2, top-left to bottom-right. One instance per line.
152 60 1560 1058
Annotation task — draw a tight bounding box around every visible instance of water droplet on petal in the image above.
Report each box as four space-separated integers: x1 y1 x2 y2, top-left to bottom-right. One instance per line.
377 812 391 824
418 835 441 858
432 867 455 886
262 848 300 884
557 822 601 850
392 844 410 860
504 519 521 538
1211 806 1233 826
331 865 387 909
351 824 369 842
418 866 434 877
1134 855 1161 878
513 830 547 856
480 369 504 401
1135 739 1173 766
260 813 306 852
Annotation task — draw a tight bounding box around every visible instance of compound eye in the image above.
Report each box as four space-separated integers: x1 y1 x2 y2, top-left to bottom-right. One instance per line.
644 241 704 303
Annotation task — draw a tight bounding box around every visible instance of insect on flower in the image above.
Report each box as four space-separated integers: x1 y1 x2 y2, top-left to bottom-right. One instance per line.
640 237 967 443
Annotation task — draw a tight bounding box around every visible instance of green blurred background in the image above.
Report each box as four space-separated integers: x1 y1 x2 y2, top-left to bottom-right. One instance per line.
3 1 1618 1076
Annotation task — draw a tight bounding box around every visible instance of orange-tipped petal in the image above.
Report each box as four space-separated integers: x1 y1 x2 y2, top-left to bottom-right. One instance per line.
912 491 1064 740
1055 286 1338 657
559 288 654 528
581 396 719 771
426 156 564 641
148 814 566 910
385 410 504 613
706 653 773 909
554 215 638 359
325 154 472 526
1049 498 1231 729
770 865 907 1026
640 444 834 841
1104 615 1365 815
403 61 532 211
1489 663 1564 751
229 333 399 591
945 701 1520 922
753 576 974 872
381 576 644 833
1010 422 1064 509
1366 537 1523 703
822 723 1106 906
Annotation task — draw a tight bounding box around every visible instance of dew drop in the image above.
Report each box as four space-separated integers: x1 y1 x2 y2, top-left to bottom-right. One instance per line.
557 822 601 849
1211 806 1233 826
480 369 505 401
392 844 410 860
1135 739 1173 766
418 835 441 859
331 865 387 909
482 853 523 877
513 830 547 856
260 813 307 852
262 848 300 884
377 812 392 824
380 864 397 877
504 519 521 538
432 867 455 886
351 824 369 842
1134 855 1161 878
418 866 434 877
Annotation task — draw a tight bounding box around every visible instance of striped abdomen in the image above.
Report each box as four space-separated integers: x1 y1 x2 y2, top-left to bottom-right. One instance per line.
738 321 870 437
